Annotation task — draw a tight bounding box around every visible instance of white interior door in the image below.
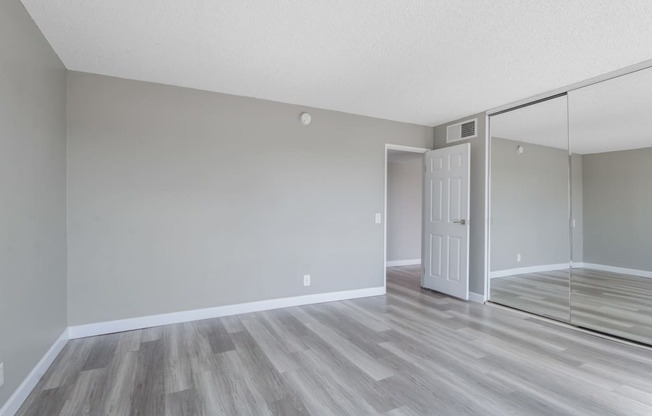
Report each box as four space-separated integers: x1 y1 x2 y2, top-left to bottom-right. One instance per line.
422 143 470 300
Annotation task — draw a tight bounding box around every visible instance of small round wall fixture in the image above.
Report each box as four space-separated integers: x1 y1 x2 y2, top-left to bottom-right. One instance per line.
299 112 312 126
516 145 525 155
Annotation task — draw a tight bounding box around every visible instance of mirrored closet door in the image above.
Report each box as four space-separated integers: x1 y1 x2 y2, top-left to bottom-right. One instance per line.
569 66 652 345
489 95 571 322
489 65 652 345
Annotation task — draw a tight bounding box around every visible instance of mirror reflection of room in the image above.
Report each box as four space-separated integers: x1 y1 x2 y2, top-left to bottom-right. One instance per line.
569 66 652 344
489 96 571 322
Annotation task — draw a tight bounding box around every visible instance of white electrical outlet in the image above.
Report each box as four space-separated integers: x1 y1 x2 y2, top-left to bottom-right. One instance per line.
0 362 4 388
375 213 382 224
303 275 311 286
516 253 522 263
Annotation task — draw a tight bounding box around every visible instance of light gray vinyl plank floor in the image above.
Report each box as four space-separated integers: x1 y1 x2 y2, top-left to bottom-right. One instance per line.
16 265 652 415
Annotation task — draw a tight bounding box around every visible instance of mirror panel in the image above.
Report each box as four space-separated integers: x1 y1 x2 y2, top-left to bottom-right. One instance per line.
569 66 652 344
489 96 571 322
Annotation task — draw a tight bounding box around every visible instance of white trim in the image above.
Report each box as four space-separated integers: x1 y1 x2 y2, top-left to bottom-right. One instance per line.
578 263 652 279
469 292 485 304
384 143 429 292
489 263 570 279
386 259 421 267
385 144 430 153
68 287 385 339
0 330 69 416
484 113 491 303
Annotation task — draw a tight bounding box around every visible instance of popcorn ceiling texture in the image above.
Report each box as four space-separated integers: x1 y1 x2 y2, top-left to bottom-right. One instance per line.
21 0 652 126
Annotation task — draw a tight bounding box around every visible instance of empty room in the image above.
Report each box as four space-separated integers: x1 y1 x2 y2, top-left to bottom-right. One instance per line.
3 1 652 415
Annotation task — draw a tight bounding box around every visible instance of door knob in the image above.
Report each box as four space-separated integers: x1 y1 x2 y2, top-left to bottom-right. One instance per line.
453 219 467 225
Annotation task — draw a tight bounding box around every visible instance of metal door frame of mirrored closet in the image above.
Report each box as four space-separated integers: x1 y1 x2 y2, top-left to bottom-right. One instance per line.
483 58 652 347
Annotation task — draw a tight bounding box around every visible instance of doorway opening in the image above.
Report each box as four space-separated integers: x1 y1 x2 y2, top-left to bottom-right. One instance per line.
384 144 428 290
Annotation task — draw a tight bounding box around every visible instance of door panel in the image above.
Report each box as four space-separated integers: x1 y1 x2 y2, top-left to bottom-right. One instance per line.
449 177 462 221
430 179 443 221
448 236 462 281
568 65 652 344
430 234 443 277
488 94 571 322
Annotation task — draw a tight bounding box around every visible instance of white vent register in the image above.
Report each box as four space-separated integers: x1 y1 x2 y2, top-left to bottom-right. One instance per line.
446 118 478 143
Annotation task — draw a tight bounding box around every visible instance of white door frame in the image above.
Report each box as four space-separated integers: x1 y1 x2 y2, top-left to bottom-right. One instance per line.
484 113 491 303
384 144 430 291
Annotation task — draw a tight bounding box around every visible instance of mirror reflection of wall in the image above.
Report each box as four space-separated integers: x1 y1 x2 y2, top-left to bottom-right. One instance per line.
569 66 652 344
489 95 571 322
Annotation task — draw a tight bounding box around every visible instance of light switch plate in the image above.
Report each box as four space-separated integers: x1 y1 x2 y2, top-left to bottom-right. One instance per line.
303 275 311 286
375 213 382 224
0 362 4 388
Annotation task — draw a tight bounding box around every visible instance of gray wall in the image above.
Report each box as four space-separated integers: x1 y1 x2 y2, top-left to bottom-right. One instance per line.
491 138 570 271
66 72 433 325
433 114 486 295
583 147 652 271
0 0 67 408
387 153 422 262
571 153 584 263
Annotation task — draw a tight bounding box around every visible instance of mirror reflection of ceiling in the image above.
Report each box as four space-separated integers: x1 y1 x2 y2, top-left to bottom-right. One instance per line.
570 66 652 154
490 96 568 151
491 66 652 155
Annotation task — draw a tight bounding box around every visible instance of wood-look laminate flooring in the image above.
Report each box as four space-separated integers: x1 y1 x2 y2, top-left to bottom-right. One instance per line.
17 265 652 415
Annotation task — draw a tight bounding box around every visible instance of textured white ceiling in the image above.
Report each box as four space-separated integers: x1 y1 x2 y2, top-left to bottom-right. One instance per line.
21 0 652 126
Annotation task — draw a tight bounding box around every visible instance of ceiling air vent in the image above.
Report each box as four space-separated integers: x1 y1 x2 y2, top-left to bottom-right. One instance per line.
446 118 478 143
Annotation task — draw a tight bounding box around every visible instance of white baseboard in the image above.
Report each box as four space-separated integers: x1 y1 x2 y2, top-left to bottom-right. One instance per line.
68 286 386 339
579 263 652 279
490 263 569 279
0 329 69 416
469 291 485 304
386 259 421 267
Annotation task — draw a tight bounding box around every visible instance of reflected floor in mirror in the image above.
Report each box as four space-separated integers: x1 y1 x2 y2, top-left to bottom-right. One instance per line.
490 270 570 322
572 268 652 345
